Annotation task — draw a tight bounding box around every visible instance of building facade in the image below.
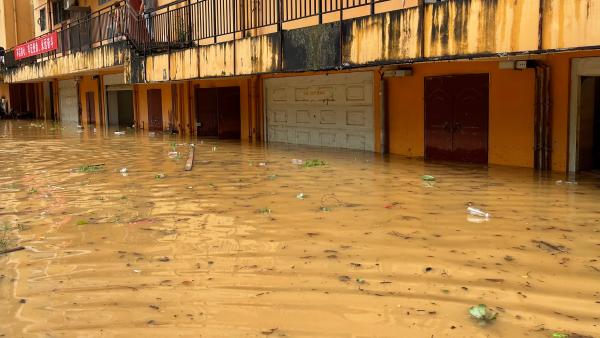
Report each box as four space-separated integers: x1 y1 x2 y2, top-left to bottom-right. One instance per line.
2 0 600 173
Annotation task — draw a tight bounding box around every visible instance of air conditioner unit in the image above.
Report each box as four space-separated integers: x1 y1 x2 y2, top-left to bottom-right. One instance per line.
64 0 78 10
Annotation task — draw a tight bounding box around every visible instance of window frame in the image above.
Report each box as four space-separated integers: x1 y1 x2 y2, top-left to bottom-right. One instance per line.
39 7 48 31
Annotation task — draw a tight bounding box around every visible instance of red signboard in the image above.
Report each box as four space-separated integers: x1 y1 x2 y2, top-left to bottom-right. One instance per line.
14 32 59 60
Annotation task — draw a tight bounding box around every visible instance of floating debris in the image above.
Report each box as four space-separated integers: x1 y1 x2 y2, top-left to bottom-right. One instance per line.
422 175 436 182
76 164 105 173
532 240 569 253
302 159 326 168
467 206 490 218
338 275 351 283
257 208 271 215
468 304 498 324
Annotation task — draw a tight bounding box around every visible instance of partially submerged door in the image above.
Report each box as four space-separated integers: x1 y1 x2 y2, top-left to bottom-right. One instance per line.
195 87 241 139
196 88 218 137
217 87 241 139
86 92 95 125
264 72 374 150
58 80 78 123
425 74 489 164
147 89 163 131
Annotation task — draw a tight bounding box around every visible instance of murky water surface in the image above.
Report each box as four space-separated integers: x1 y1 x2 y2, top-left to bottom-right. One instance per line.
1 120 599 338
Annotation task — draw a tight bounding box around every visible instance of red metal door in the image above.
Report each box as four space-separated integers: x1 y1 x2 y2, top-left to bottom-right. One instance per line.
147 89 163 131
196 88 219 137
425 74 489 164
451 74 489 164
425 77 454 161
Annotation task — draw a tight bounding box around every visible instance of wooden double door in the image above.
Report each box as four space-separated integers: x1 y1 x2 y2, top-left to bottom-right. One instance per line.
425 74 489 164
195 87 241 139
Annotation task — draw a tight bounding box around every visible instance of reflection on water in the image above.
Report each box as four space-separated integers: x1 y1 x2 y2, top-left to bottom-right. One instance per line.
1 120 599 337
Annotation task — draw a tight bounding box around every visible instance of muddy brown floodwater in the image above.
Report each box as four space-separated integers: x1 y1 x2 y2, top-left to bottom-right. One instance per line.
0 120 599 338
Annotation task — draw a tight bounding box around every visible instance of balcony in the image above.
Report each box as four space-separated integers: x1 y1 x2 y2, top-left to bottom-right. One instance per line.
136 0 400 54
3 1 137 69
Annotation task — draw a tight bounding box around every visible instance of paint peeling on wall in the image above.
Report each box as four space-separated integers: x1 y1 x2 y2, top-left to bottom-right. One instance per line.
424 0 539 58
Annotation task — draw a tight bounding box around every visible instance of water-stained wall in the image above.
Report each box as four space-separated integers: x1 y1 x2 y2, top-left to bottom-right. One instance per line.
143 34 280 83
543 0 600 50
425 0 540 58
3 42 129 83
343 7 421 65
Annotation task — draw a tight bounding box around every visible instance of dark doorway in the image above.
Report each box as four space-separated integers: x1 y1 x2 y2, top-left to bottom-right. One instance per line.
147 89 163 131
86 92 96 125
425 74 489 164
578 77 600 171
107 90 134 128
195 87 241 139
8 83 37 118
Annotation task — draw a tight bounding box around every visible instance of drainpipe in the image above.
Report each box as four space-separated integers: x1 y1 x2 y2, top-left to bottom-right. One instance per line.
534 62 551 171
76 76 82 125
379 69 387 154
12 0 18 45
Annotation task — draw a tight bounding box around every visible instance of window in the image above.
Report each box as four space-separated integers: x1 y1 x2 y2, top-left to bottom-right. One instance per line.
99 0 110 5
39 8 47 31
52 0 70 25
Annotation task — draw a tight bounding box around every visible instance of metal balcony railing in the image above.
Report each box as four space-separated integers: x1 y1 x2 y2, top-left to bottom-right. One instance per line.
1 0 393 70
139 0 392 53
2 1 138 69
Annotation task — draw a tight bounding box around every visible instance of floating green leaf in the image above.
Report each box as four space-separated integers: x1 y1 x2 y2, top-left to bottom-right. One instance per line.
78 164 105 173
551 333 569 338
468 304 497 324
422 175 436 182
302 159 326 168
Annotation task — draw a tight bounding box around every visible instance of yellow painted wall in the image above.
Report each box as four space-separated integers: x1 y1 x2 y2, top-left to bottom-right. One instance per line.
387 60 535 168
32 0 50 37
543 50 600 172
0 0 34 49
344 8 421 64
135 83 173 131
425 0 540 58
4 44 127 83
79 76 101 126
543 0 600 50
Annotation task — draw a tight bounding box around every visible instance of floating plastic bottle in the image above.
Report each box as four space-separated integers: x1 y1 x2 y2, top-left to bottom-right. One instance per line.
467 206 490 218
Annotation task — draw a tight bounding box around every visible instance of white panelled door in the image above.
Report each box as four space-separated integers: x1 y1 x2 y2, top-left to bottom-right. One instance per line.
264 72 374 151
58 79 78 123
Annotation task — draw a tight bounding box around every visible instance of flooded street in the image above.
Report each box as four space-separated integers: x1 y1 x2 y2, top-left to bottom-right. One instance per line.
0 120 599 338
